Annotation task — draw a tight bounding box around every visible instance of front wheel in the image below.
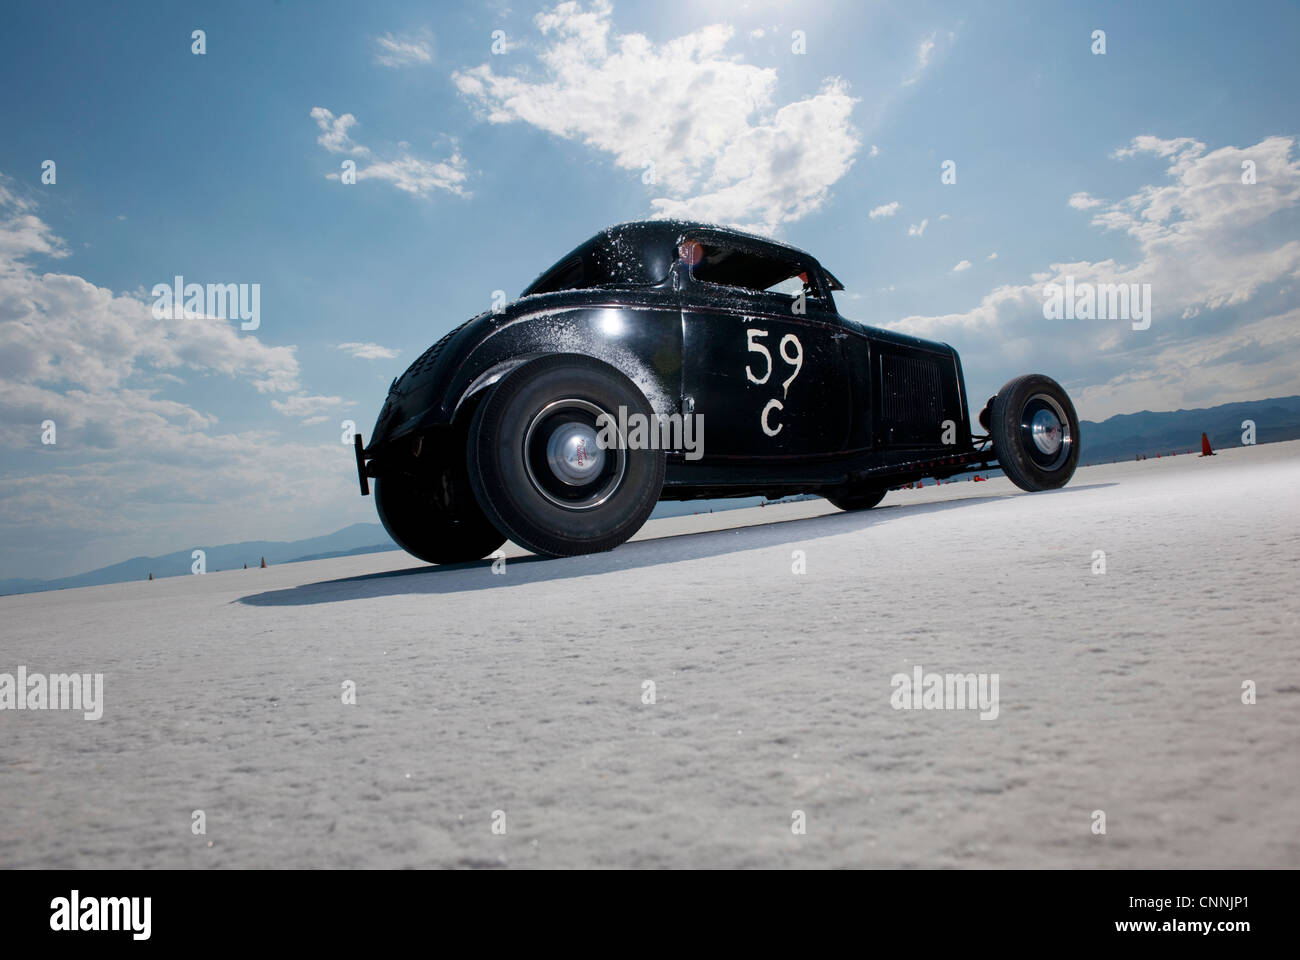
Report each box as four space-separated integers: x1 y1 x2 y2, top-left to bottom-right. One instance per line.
989 374 1080 492
374 462 506 565
467 354 666 558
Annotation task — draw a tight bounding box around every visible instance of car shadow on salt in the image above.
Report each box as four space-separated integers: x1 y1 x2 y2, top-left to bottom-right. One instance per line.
238 483 1116 607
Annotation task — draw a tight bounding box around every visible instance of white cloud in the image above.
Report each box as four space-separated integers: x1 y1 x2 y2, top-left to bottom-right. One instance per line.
1068 191 1103 210
337 342 400 360
271 394 350 420
451 0 859 233
902 32 937 86
312 107 470 198
1110 136 1203 161
0 180 371 579
0 200 298 397
907 219 928 237
917 33 936 68
953 260 972 272
0 181 69 261
869 201 900 219
310 107 367 156
345 151 470 197
869 144 879 157
374 30 433 68
0 184 299 400
888 135 1300 420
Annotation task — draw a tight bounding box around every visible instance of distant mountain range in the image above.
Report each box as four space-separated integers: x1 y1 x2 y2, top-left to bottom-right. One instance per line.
0 523 399 597
1077 395 1300 464
3 396 1296 597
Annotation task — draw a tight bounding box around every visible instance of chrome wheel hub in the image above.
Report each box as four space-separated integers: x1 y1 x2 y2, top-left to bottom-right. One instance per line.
545 421 605 485
1020 393 1073 471
523 398 626 510
1029 408 1063 456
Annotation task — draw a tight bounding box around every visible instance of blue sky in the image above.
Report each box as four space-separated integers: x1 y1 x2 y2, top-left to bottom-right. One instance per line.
2 0 1298 579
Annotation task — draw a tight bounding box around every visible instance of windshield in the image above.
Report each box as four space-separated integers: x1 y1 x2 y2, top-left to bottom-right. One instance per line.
524 226 675 295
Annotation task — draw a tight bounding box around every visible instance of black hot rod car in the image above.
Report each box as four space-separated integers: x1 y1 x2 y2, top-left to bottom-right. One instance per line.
355 220 1078 561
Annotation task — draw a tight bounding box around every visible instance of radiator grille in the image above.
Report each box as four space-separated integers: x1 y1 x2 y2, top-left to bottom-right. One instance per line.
880 353 943 424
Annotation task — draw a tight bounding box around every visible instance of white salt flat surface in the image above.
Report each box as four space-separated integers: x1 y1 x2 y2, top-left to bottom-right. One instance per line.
2 442 1297 868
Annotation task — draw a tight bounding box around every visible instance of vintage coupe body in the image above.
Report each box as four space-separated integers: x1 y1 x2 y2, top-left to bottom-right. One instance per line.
356 220 1079 561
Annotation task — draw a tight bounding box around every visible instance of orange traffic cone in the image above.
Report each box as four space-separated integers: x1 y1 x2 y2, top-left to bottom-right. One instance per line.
260 556 267 568
148 572 152 581
1199 432 1216 457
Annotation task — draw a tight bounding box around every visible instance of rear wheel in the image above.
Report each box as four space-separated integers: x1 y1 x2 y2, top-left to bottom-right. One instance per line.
825 486 887 511
467 354 665 557
989 374 1080 491
374 442 505 564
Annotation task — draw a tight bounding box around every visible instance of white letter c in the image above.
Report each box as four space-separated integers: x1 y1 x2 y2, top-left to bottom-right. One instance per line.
761 398 784 437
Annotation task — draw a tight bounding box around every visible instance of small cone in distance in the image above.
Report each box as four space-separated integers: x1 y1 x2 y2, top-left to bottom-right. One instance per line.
1200 432 1216 457
260 556 267 568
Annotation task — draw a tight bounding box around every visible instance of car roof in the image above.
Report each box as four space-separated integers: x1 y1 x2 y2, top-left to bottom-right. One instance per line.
522 219 843 295
604 219 815 259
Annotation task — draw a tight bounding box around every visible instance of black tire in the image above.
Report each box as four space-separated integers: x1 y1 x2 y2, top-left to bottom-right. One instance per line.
989 374 1080 492
467 354 666 557
374 446 506 565
825 486 887 511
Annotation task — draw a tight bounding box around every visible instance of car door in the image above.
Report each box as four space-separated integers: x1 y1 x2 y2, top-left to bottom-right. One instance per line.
678 234 852 461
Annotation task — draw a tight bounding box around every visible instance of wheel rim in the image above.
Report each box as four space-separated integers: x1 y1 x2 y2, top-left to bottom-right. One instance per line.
523 398 626 510
1020 393 1072 470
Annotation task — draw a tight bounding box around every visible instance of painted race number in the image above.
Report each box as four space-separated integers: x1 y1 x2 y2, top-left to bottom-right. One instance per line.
745 328 803 436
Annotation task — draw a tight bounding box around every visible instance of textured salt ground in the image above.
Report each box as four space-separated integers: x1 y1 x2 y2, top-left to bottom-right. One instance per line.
1 442 1298 869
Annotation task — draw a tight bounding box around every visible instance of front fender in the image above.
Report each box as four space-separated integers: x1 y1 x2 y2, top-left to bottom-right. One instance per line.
368 296 683 457
450 353 550 422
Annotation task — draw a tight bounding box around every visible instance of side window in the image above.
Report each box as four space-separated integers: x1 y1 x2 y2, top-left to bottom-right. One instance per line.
682 241 817 300
765 274 809 297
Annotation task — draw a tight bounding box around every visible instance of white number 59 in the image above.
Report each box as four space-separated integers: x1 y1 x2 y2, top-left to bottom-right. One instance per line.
745 328 804 438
